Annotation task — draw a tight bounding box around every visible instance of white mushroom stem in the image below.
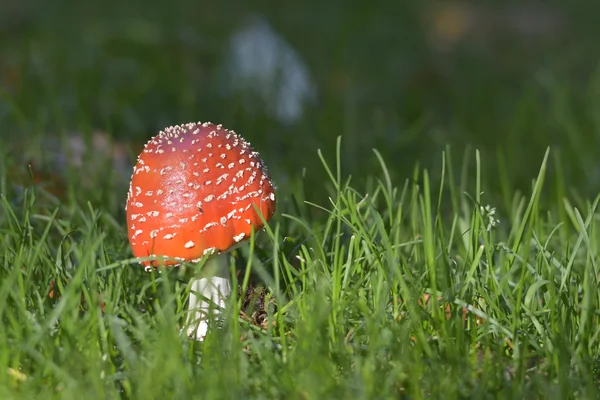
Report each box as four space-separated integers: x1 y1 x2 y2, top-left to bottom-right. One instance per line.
185 253 232 341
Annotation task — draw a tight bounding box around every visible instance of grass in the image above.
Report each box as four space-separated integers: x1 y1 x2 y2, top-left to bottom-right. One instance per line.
2 133 600 399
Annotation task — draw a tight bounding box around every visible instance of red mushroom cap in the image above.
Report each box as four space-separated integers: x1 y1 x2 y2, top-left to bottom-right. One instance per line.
125 122 276 266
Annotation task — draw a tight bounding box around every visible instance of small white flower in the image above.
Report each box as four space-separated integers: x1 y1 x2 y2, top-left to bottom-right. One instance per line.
480 204 500 231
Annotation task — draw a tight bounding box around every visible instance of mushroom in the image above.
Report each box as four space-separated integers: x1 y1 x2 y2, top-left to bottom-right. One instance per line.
125 121 276 340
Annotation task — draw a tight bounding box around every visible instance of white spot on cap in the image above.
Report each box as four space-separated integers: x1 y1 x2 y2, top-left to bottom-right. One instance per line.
202 222 218 231
234 233 245 242
184 241 195 249
216 173 230 185
203 247 216 256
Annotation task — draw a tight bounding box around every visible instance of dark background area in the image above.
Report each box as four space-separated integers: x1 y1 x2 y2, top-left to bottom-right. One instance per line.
2 0 600 209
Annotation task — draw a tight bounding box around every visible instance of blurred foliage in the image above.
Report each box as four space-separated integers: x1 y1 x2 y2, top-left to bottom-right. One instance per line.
2 0 600 209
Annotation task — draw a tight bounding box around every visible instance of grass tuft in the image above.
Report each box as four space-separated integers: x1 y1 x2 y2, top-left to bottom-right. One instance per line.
1 137 600 398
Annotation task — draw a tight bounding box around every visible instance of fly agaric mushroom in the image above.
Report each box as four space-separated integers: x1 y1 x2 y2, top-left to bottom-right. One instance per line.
125 121 276 340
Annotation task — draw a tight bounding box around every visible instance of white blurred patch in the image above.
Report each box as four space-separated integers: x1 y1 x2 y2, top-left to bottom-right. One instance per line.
220 15 316 124
26 131 133 188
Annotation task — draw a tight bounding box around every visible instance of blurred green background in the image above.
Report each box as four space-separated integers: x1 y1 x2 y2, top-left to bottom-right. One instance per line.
2 0 600 206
